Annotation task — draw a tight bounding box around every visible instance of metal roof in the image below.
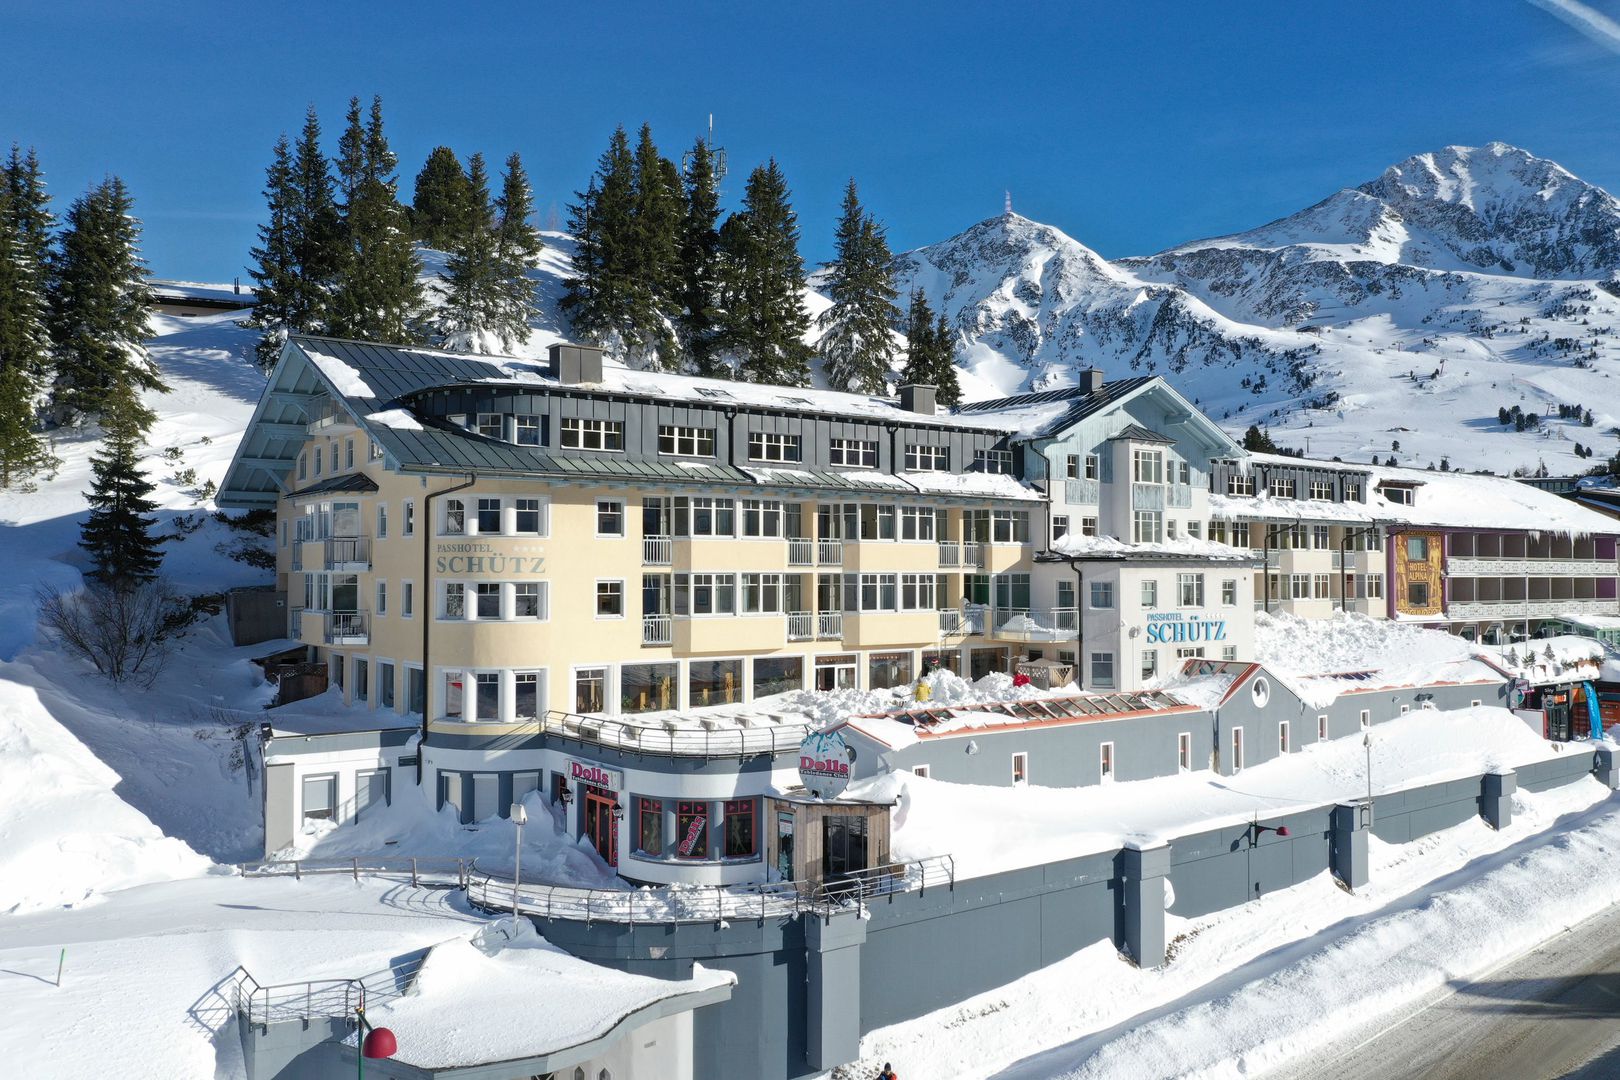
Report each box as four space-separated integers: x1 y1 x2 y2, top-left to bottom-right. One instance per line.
1108 422 1177 445
285 472 380 498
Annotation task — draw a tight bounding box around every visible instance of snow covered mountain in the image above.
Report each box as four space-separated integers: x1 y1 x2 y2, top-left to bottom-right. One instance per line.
895 142 1620 475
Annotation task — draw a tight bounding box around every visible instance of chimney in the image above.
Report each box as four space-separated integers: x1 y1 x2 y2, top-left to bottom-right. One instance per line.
549 342 605 385
1080 367 1105 393
898 384 936 415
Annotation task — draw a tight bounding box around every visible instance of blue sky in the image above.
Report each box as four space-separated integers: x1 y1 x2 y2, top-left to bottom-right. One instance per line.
8 0 1620 281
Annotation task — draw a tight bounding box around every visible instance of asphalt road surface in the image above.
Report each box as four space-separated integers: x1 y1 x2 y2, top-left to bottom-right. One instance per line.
1281 900 1620 1080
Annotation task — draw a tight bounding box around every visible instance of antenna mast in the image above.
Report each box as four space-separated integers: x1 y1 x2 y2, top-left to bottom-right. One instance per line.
681 113 728 186
1005 190 1012 215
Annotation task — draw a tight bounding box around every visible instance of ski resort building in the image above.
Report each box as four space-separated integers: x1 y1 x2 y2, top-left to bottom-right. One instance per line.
217 335 1620 878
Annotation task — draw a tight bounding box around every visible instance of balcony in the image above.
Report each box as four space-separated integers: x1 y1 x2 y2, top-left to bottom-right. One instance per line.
1446 556 1611 577
960 542 986 569
642 536 673 566
324 610 369 645
987 607 1078 643
787 539 814 567
938 543 961 568
787 611 814 641
323 536 371 570
938 608 978 637
817 611 843 639
1446 597 1618 620
290 606 304 638
642 613 673 646
818 540 844 565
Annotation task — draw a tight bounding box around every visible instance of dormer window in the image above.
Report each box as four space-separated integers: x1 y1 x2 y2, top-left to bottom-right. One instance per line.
1131 449 1163 484
515 415 541 446
1227 473 1255 496
1085 454 1099 480
1382 485 1415 506
974 449 1014 475
476 413 503 439
1268 477 1296 498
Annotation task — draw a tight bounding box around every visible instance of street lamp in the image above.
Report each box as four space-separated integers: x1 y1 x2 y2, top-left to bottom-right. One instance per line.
354 1001 396 1080
1364 732 1374 808
510 802 528 929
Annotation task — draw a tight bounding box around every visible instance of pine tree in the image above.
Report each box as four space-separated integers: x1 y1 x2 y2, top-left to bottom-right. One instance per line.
717 160 812 386
246 134 302 369
929 312 963 407
626 125 682 367
328 96 424 344
291 106 342 328
437 153 504 353
818 180 901 394
491 152 543 348
48 177 163 430
676 138 723 375
79 383 163 585
1242 425 1278 453
0 169 56 487
6 146 55 382
562 127 637 353
898 290 961 406
410 146 472 250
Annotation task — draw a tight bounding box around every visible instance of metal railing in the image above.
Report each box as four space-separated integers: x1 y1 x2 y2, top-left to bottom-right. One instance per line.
643 536 672 565
818 539 844 564
960 542 986 568
817 610 843 639
324 610 369 644
989 606 1078 641
788 539 814 566
323 535 370 569
938 543 961 568
642 612 673 646
488 709 814 759
234 952 428 1032
787 611 814 640
237 855 472 888
290 607 304 637
814 854 956 905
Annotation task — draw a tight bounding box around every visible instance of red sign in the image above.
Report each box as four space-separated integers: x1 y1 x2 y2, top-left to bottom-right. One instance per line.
677 814 707 856
568 760 621 790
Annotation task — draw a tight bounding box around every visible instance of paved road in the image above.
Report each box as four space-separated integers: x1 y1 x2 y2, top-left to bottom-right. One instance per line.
1282 901 1620 1080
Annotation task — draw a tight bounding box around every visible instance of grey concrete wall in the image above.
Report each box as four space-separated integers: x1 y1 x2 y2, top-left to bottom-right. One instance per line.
228 587 287 647
262 762 295 855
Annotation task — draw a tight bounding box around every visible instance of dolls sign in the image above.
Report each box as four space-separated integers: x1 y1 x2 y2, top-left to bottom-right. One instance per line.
798 729 855 799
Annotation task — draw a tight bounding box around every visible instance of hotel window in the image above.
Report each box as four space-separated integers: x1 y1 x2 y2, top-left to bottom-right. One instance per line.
1400 704 1410 715
1232 521 1251 547
1310 479 1333 500
354 658 369 702
1359 709 1370 730
676 801 709 859
314 447 323 476
690 659 742 706
1317 715 1329 740
622 662 678 713
1080 515 1099 537
1209 521 1226 544
742 500 784 537
302 775 337 822
559 417 624 451
1167 519 1178 540
742 573 784 613
688 573 736 615
689 497 735 536
991 509 1030 543
1085 453 1099 480
1366 574 1385 598
830 438 879 468
1142 649 1158 679
443 499 465 535
403 500 415 536
514 497 544 535
905 444 949 471
657 425 715 457
913 765 931 778
638 797 664 856
476 582 501 619
869 652 914 690
376 580 387 616
475 413 503 439
1384 486 1415 506
376 503 388 539
900 573 938 611
1011 752 1029 786
1279 721 1291 753
1231 727 1245 773
1311 525 1330 549
442 582 466 619
1178 573 1205 607
1346 482 1363 501
1090 651 1115 688
1051 515 1069 543
1100 743 1115 781
1405 535 1429 561
1178 646 1206 660
975 448 1015 474
297 453 307 481
747 431 801 462
1133 510 1162 544
514 671 540 719
513 582 543 619
575 668 607 713
1178 732 1192 771
474 672 500 721
1291 574 1311 599
900 506 943 541
1187 520 1202 539
1407 581 1430 607
858 573 899 611
1178 461 1191 485
596 499 624 537
1221 579 1238 606
514 414 541 446
1270 477 1297 498
1227 473 1255 496
1313 573 1331 599
1222 646 1237 661
1089 581 1114 609
1065 454 1080 479
402 581 414 618
378 661 396 710
596 580 624 617
753 656 804 697
1141 580 1159 608
477 498 502 533
815 654 858 692
1132 449 1164 484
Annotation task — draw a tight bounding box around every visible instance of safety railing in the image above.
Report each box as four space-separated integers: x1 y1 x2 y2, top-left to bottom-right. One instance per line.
535 709 813 759
818 539 844 565
642 612 673 646
787 611 814 641
323 536 370 569
817 610 843 639
787 539 814 566
236 855 472 888
233 951 428 1032
324 610 369 644
989 606 1078 641
960 542 986 568
642 536 672 565
814 854 956 906
938 543 961 568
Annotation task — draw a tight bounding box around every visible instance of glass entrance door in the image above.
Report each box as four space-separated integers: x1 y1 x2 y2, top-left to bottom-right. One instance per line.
584 785 618 867
822 814 868 886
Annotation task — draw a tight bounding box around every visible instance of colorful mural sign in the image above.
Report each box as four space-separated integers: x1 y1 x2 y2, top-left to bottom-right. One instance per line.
798 728 854 799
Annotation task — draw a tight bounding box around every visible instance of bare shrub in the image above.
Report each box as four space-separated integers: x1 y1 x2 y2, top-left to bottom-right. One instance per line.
36 579 183 686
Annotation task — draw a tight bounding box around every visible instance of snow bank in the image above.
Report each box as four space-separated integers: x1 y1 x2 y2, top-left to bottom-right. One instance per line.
780 668 1076 728
847 706 1568 880
0 679 210 913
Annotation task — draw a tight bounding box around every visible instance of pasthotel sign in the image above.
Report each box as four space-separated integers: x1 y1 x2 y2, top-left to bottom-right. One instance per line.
567 758 622 791
1143 611 1228 644
798 729 854 799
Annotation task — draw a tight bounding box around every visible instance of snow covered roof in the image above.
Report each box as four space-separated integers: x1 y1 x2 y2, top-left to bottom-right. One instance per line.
1213 453 1620 535
1048 533 1260 562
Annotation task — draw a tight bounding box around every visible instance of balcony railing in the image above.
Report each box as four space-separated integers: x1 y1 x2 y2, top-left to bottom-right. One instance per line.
818 540 844 565
817 611 843 639
642 613 673 646
960 542 986 568
938 543 961 568
788 539 814 566
989 606 1078 642
642 536 672 566
787 611 814 641
323 536 370 569
290 607 304 638
324 610 369 645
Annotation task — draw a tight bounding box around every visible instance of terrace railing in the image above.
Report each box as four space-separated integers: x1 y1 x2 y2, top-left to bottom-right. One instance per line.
323 536 370 569
788 539 815 566
787 611 815 641
642 536 673 566
642 613 673 646
818 539 844 565
817 610 843 640
324 610 369 645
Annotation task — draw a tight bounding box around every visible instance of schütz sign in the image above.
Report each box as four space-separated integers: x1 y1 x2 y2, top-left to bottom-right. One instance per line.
1143 611 1228 644
434 541 545 575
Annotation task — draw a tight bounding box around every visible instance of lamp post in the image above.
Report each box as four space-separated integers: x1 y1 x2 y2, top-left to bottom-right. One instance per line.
1364 732 1374 808
510 802 528 930
355 1002 395 1080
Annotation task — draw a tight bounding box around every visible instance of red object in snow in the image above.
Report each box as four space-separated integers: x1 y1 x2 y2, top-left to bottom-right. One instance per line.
363 1028 397 1059
1012 672 1032 687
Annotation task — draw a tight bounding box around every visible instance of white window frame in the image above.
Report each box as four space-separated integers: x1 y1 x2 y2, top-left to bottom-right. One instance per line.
375 579 387 617
657 425 715 457
829 438 879 469
1011 751 1029 787
1099 742 1115 782
403 499 415 536
401 579 415 619
1177 732 1192 772
1317 714 1328 740
1231 726 1245 773
1359 708 1370 730
514 414 542 446
595 579 625 619
596 499 625 538
559 417 625 452
904 444 949 471
747 431 801 463
912 764 931 778
1279 720 1290 754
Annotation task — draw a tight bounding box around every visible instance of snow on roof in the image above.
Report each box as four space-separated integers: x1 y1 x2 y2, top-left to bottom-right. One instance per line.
1476 635 1608 685
305 348 377 400
365 408 423 430
1050 533 1257 560
1214 453 1620 535
847 705 1574 878
1254 611 1502 708
901 468 1044 501
358 921 733 1070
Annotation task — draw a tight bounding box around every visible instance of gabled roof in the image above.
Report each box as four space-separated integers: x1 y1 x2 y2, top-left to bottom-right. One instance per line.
956 376 1157 439
286 472 379 498
1108 422 1176 445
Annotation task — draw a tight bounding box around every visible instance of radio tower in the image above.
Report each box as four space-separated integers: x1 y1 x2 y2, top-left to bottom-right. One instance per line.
682 113 728 187
1005 190 1013 215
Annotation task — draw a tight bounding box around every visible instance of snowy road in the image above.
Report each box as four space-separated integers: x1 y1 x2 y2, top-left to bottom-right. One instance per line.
1283 899 1620 1080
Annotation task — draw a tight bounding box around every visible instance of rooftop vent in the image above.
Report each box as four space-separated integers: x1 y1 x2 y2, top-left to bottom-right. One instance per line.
898 384 936 415
1080 367 1105 393
549 343 605 386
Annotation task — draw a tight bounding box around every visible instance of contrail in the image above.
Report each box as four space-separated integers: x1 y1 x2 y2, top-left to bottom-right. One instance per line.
1527 0 1620 53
